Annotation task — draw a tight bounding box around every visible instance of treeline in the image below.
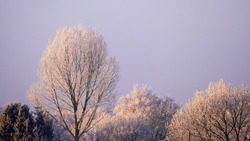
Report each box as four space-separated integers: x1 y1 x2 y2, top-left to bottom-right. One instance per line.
2 26 249 141
1 80 250 141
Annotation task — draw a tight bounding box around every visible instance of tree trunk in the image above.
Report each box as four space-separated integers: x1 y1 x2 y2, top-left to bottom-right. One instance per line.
75 136 80 141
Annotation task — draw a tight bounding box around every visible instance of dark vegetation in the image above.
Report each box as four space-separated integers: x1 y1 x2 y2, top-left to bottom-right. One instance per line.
0 103 53 141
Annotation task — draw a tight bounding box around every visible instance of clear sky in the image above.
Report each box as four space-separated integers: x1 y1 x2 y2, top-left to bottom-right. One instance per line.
1 1 250 106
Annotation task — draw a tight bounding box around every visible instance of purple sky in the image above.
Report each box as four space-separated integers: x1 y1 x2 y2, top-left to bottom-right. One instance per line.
1 1 250 106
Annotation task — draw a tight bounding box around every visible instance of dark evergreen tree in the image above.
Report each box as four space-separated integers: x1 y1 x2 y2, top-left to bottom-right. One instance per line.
13 104 34 141
33 107 54 141
0 114 12 140
0 103 54 141
0 103 34 141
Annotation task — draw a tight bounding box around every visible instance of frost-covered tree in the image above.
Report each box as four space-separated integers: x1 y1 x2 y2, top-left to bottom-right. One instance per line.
91 85 178 141
169 80 250 141
28 26 119 141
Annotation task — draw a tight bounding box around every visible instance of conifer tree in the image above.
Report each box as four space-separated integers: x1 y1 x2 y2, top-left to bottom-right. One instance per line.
0 114 12 140
13 105 34 141
0 103 34 141
0 103 54 141
33 107 54 141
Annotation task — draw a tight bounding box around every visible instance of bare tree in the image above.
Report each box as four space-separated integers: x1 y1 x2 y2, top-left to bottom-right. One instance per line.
28 26 119 141
169 80 250 141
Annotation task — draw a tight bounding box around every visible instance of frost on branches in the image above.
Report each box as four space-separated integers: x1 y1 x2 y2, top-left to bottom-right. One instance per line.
169 80 250 141
28 26 119 141
87 85 178 141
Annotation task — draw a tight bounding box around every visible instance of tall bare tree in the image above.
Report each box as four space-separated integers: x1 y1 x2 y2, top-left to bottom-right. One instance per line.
28 26 119 141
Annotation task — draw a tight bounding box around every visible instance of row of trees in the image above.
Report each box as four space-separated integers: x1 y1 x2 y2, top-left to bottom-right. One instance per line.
1 85 178 141
2 81 249 141
2 26 248 141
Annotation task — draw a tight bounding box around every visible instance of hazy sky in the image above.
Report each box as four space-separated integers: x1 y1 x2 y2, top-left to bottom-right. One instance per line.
1 1 250 106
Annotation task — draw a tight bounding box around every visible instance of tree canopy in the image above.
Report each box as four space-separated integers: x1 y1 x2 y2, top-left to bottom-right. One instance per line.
169 80 250 141
28 26 119 141
87 85 178 141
